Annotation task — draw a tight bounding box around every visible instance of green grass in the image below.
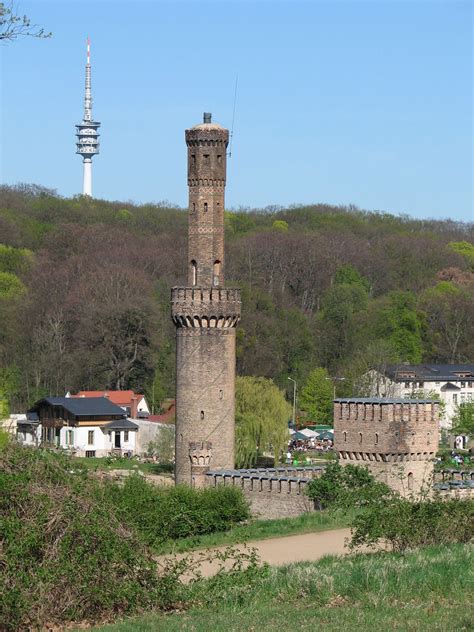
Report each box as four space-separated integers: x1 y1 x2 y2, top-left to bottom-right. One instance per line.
153 508 355 554
89 542 473 631
72 456 173 476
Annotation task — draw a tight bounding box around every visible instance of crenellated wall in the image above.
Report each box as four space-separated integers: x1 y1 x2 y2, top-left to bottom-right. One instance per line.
171 287 241 329
206 468 324 519
334 398 440 496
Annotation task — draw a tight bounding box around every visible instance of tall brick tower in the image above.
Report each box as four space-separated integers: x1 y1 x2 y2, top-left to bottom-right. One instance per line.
171 113 241 486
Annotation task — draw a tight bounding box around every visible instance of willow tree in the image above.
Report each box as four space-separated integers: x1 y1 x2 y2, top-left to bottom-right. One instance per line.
235 376 291 468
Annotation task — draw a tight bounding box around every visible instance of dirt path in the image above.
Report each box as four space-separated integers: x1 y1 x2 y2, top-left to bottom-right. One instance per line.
159 528 356 578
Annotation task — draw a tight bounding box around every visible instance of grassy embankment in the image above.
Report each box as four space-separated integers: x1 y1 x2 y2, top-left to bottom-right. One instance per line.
153 508 356 554
72 455 174 476
91 542 473 632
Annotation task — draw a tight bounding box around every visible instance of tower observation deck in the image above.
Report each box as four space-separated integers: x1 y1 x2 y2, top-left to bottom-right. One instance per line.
75 37 100 196
172 113 241 486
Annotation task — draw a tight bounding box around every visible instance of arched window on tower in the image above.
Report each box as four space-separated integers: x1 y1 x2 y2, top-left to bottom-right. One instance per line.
407 472 414 491
204 202 208 213
191 260 197 286
213 260 221 286
359 432 363 444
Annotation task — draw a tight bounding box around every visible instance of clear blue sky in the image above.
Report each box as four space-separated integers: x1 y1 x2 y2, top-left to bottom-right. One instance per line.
1 0 472 221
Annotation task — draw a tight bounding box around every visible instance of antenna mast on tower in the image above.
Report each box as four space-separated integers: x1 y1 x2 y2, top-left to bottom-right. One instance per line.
75 37 101 196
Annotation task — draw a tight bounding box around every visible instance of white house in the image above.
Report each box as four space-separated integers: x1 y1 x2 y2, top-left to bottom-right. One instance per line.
365 364 474 430
28 397 138 457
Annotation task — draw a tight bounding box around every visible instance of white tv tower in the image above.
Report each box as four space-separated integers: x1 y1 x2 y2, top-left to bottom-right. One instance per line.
75 37 100 196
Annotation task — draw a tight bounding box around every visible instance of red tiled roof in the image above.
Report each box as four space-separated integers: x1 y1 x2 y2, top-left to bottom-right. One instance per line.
71 390 144 407
148 401 175 424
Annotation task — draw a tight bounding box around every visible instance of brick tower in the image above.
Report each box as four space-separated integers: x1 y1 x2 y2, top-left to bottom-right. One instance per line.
171 113 241 485
333 398 440 496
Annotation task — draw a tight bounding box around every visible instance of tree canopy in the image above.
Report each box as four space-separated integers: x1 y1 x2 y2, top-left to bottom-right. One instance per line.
235 376 291 467
0 185 472 412
299 367 334 423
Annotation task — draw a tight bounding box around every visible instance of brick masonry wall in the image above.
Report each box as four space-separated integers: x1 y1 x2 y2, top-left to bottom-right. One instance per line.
206 470 320 519
334 399 440 497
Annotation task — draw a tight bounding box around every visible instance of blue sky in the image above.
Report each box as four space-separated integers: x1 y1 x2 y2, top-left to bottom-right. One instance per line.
0 0 472 221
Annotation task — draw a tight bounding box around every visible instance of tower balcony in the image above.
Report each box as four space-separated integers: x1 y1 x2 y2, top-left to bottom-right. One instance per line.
171 286 241 328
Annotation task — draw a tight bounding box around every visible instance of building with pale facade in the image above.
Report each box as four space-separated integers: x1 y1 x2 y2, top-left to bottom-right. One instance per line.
365 364 474 430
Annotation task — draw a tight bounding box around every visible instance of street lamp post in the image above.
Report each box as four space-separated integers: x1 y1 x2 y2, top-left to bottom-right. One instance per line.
288 377 296 429
326 376 346 399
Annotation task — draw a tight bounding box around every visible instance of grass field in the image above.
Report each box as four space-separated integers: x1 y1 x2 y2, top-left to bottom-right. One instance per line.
72 455 173 476
90 542 473 632
154 508 355 554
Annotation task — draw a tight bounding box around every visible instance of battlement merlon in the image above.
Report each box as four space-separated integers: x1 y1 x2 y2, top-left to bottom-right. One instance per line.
171 286 241 328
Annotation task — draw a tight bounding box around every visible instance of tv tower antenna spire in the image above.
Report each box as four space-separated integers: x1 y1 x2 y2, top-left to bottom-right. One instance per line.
75 37 101 196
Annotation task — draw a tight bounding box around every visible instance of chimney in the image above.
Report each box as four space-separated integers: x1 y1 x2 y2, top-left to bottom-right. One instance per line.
131 396 138 419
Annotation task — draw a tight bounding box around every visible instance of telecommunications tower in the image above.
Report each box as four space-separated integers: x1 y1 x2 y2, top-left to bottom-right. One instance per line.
75 37 100 196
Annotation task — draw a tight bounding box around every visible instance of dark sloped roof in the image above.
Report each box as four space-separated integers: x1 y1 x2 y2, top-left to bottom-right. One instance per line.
29 397 127 418
334 398 439 404
382 364 474 381
104 418 139 431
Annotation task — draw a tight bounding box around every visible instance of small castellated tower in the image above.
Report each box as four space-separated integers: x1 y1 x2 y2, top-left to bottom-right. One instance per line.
333 398 439 496
171 113 241 486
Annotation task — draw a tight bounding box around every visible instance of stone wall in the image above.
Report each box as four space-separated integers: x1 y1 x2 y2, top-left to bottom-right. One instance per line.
206 467 323 519
334 397 439 497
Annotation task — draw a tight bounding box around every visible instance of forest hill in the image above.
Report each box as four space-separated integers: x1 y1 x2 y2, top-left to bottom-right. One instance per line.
0 184 473 413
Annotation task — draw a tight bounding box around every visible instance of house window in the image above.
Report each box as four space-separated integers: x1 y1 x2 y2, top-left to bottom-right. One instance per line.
418 382 424 388
85 450 96 458
124 431 129 442
453 394 458 404
404 382 410 388
460 381 466 388
88 430 94 445
66 430 74 446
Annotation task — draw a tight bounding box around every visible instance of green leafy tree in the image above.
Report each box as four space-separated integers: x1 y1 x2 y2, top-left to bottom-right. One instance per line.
299 367 333 423
0 271 26 299
334 264 370 292
0 244 33 274
452 402 474 436
306 462 392 510
147 425 175 462
376 291 424 363
0 2 51 41
420 281 474 363
271 220 289 232
447 241 474 271
235 376 291 467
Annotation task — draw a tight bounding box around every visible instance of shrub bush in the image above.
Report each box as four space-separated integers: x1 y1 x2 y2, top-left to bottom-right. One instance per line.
350 496 474 552
305 462 392 510
109 475 250 547
0 443 234 631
